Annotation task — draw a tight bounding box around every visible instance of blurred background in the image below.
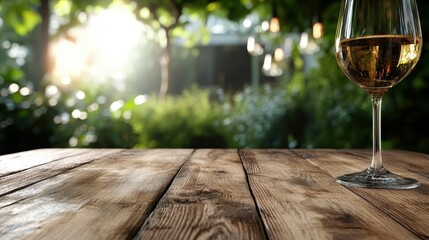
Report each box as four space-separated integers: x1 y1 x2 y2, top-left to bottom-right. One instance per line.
1 0 429 155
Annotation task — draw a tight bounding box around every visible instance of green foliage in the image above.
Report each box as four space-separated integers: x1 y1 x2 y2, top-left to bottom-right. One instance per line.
380 1 429 152
304 50 371 149
0 75 139 154
48 89 138 149
0 0 41 36
0 73 58 154
222 85 289 148
207 0 251 21
2 0 429 155
127 87 228 148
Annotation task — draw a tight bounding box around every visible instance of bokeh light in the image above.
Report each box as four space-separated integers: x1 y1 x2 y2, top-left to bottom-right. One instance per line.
49 3 145 87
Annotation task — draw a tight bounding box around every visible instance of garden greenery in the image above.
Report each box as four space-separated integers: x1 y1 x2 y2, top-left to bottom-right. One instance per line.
1 1 429 155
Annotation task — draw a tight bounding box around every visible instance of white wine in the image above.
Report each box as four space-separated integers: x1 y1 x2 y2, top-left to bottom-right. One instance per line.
336 35 422 96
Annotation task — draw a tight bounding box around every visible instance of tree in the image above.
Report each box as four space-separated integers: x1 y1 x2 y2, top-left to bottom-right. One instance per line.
1 0 329 99
127 0 253 99
125 0 341 99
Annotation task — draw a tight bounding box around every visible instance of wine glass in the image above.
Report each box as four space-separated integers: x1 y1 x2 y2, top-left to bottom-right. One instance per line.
335 0 422 189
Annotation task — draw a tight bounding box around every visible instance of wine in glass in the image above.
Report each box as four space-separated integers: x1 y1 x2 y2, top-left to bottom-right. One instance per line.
335 0 422 189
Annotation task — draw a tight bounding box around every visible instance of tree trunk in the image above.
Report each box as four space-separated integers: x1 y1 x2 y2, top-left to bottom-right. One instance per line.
40 0 50 73
158 48 169 100
31 0 49 90
158 29 171 100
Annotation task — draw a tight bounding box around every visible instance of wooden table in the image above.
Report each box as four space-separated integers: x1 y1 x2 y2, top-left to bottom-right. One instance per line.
0 149 428 239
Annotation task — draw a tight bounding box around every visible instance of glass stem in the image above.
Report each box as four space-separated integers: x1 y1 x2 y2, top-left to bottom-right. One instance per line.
370 96 384 175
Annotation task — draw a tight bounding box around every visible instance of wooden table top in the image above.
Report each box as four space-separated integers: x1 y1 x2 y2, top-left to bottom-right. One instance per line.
0 148 428 239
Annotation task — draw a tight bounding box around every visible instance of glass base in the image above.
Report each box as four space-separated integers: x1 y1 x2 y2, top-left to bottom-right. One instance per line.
336 167 420 189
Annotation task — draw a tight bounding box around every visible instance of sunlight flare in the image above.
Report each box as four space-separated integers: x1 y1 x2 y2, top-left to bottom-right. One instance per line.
49 3 145 87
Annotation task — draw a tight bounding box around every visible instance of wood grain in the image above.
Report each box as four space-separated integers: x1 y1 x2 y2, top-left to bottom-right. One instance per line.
0 149 193 240
1 148 428 240
294 149 429 239
240 149 419 240
0 149 122 198
0 148 94 176
135 149 266 240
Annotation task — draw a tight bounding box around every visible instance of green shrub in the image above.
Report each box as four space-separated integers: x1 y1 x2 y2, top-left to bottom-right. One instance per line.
127 87 228 148
0 69 59 154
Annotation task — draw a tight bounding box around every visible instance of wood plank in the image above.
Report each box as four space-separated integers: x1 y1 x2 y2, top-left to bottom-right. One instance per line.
0 148 122 199
342 149 429 181
240 149 418 240
0 149 193 240
0 148 94 176
135 149 266 240
295 149 429 239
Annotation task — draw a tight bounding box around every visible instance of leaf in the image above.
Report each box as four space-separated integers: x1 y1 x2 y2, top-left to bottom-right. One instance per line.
156 7 174 26
6 68 24 81
200 26 211 45
207 2 221 12
53 0 72 16
4 5 41 36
